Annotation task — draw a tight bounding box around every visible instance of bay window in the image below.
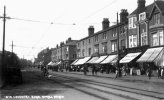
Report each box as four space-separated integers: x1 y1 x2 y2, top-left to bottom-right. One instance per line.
152 30 164 46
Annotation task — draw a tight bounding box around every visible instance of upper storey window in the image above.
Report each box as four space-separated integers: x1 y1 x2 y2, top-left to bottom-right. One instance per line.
129 17 137 29
102 33 107 40
139 12 146 21
153 13 160 25
95 35 99 42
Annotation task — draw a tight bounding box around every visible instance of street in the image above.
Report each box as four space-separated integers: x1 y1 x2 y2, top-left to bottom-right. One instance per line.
1 68 164 100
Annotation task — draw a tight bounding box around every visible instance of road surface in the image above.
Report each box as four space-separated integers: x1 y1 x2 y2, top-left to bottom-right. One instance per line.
1 68 164 100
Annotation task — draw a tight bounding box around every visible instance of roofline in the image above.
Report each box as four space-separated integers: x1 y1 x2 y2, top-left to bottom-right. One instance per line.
149 1 163 19
77 22 127 42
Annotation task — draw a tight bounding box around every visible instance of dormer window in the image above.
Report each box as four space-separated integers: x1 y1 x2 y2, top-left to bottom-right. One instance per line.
139 12 146 21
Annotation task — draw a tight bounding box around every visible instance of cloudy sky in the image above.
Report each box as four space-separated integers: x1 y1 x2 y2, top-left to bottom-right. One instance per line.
0 0 154 60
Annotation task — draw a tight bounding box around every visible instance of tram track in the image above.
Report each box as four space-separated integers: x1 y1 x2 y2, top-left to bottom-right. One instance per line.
50 72 164 100
48 74 139 100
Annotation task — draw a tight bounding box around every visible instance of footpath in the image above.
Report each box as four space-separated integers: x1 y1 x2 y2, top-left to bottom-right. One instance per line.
51 69 164 85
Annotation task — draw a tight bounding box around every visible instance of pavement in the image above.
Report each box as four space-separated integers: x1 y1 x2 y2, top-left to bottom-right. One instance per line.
51 69 164 85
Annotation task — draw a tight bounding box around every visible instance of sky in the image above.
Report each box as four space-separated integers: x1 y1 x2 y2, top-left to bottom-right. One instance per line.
0 0 154 61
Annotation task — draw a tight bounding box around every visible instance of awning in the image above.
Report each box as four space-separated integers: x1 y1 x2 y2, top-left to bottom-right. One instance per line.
47 61 53 66
147 47 163 62
154 48 164 67
137 47 164 62
74 57 91 65
86 57 99 64
101 55 117 64
120 52 141 63
93 56 108 64
71 59 79 65
57 61 62 65
51 62 57 66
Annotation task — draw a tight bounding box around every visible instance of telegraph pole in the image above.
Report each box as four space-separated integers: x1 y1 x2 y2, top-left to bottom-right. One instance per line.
0 6 10 87
116 12 121 77
1 6 6 86
10 41 15 61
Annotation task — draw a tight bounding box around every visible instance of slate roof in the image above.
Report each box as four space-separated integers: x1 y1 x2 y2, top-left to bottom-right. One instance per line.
155 1 164 13
130 3 154 16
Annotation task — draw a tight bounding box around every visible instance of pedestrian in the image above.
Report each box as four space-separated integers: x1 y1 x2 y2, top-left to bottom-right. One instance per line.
92 65 95 75
115 68 118 79
95 66 98 75
161 68 164 79
157 67 161 79
84 65 87 75
148 67 152 79
100 66 103 74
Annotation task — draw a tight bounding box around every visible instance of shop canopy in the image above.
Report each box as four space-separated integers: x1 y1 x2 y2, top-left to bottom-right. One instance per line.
101 55 117 64
51 62 57 66
153 47 164 67
120 52 141 63
86 57 99 64
57 61 62 65
137 47 164 62
74 57 91 65
93 56 108 64
71 59 79 65
47 61 53 66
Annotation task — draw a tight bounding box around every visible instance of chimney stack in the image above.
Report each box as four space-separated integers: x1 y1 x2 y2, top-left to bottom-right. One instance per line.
137 0 146 13
102 18 110 30
88 26 94 36
120 9 129 23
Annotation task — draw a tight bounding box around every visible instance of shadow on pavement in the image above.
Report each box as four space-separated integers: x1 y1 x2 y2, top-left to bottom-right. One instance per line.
1 70 65 98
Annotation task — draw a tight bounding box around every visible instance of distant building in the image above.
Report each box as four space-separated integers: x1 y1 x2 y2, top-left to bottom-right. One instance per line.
51 38 77 68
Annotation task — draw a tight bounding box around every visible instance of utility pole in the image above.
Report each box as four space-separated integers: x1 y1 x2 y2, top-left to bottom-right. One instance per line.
10 41 15 54
0 6 7 86
10 41 15 62
116 12 121 77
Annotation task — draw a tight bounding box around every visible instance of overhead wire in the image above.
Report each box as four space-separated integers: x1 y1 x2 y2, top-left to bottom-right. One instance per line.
2 0 119 59
72 0 119 39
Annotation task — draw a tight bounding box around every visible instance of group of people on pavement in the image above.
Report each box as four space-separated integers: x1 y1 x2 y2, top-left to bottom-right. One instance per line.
41 62 164 80
157 67 164 79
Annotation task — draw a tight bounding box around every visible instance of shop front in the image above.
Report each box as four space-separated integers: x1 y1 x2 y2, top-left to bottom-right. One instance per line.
119 52 142 75
137 47 164 76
